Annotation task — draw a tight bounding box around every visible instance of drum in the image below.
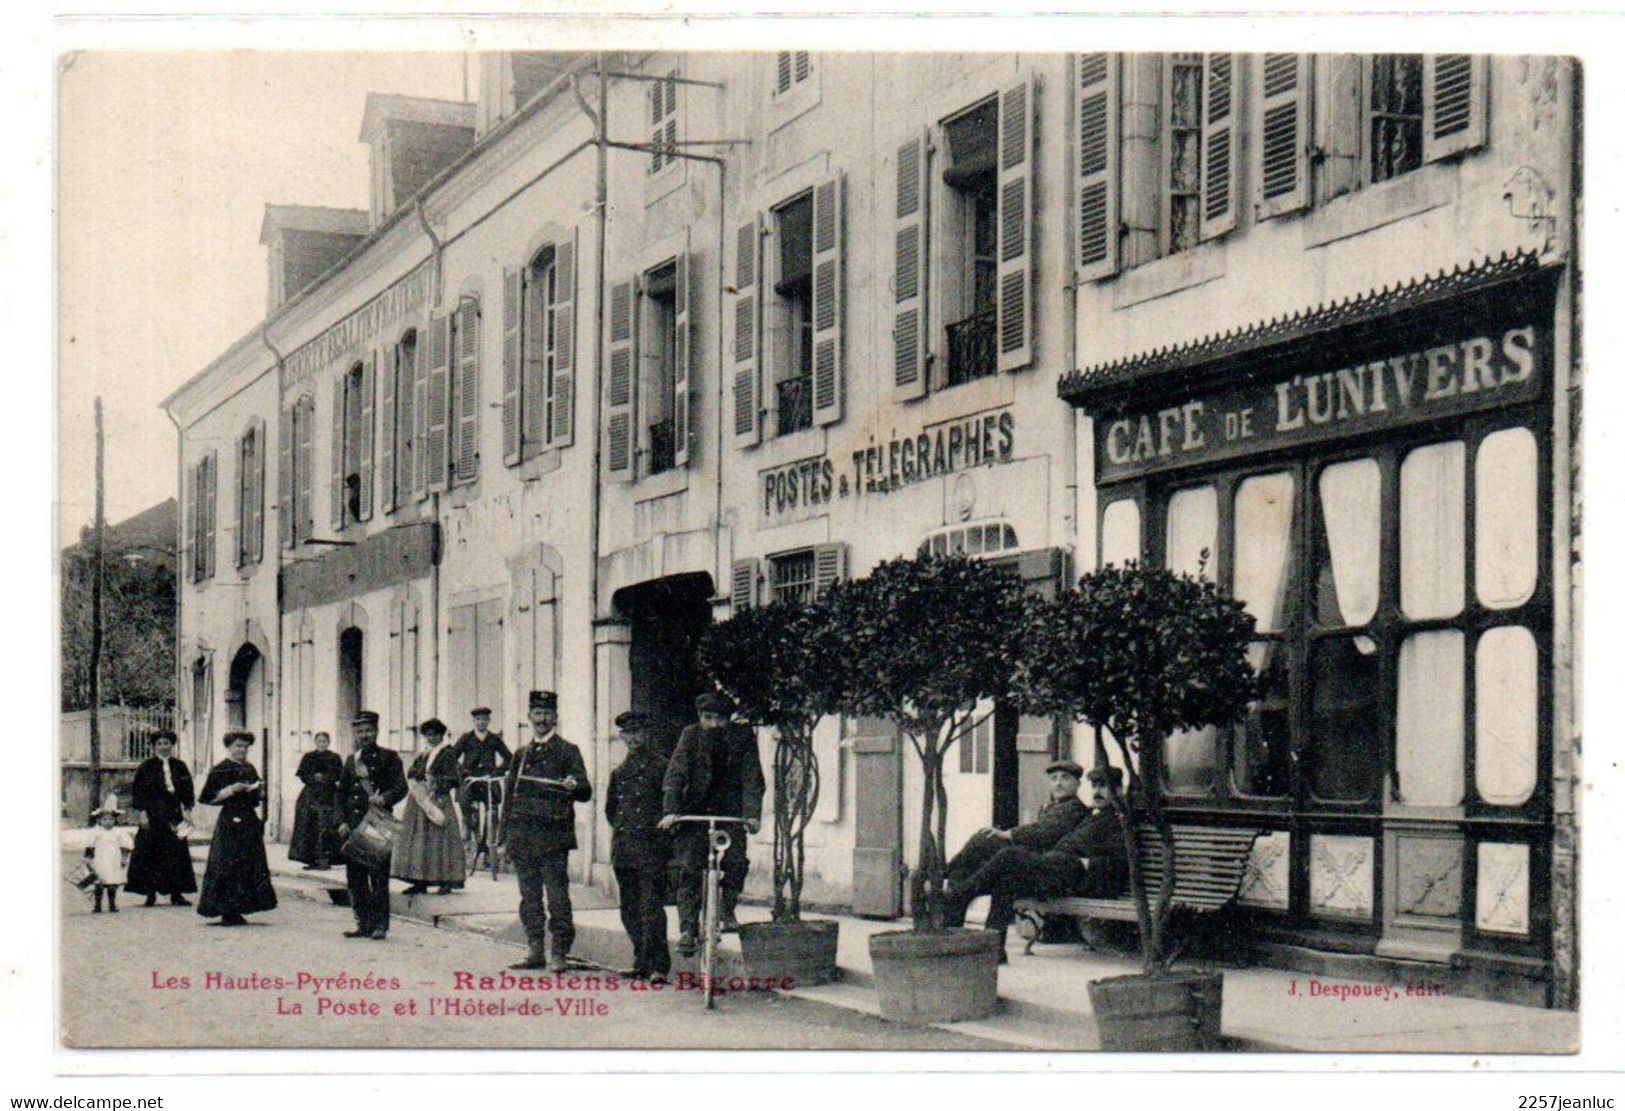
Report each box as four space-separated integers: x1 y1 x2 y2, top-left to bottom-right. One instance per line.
342 807 403 866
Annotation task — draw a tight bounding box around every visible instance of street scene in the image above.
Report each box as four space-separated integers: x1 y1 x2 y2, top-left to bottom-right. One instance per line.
57 44 1583 1057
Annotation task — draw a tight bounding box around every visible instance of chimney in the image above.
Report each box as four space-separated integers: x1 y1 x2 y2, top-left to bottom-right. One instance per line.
259 205 370 312
359 94 477 227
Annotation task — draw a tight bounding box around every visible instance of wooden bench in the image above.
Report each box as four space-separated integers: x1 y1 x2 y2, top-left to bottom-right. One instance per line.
1014 824 1264 955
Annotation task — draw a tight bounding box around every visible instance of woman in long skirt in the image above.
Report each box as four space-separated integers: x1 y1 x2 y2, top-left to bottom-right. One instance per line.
124 730 198 906
288 732 343 870
196 731 278 926
393 718 466 894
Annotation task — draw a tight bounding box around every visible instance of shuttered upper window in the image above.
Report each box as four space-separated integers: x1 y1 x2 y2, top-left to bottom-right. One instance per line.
774 52 812 98
648 71 679 176
235 420 265 568
449 296 481 486
186 451 218 583
502 235 578 466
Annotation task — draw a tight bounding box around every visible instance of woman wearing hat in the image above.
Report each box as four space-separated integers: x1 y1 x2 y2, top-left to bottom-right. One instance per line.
393 718 467 895
124 731 198 907
196 731 278 927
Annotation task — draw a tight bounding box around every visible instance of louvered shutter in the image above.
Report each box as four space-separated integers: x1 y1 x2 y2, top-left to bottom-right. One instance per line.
673 242 693 466
812 174 845 422
453 298 480 483
358 353 376 519
732 216 762 446
1321 55 1363 203
1075 53 1120 283
296 396 314 543
997 80 1035 373
235 432 250 569
777 52 793 96
1256 53 1311 219
330 376 345 529
812 543 848 597
277 407 293 550
413 322 431 499
184 460 197 581
730 558 759 612
549 234 576 448
202 451 217 578
502 267 523 465
379 345 397 512
893 131 929 401
1199 53 1239 240
1423 54 1487 163
250 419 265 564
522 263 546 461
605 279 636 480
425 312 451 492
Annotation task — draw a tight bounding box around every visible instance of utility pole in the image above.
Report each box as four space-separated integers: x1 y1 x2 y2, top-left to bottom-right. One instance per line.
87 396 105 819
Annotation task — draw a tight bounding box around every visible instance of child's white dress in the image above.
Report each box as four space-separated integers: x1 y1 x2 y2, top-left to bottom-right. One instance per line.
90 827 134 886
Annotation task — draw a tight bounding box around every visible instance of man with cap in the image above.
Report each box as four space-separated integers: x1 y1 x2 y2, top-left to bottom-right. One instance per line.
499 691 592 972
942 765 1129 961
453 707 511 862
944 759 1091 896
605 710 673 983
657 692 765 954
335 711 408 940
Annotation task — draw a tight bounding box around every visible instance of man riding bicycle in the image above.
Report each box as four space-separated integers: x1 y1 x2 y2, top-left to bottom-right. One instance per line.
455 707 511 861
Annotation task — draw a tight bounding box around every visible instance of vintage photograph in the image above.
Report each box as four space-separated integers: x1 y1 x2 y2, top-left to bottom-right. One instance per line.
55 41 1583 1057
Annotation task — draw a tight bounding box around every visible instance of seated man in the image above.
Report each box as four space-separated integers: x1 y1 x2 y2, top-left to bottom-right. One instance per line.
943 765 1128 960
945 759 1090 894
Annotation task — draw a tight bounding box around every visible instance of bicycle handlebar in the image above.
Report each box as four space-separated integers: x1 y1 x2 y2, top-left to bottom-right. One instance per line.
667 814 746 824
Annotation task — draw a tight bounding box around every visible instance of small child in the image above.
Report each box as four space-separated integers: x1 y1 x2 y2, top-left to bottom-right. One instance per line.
86 795 134 914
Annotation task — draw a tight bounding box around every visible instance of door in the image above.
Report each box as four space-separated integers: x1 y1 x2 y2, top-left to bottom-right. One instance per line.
851 715 904 918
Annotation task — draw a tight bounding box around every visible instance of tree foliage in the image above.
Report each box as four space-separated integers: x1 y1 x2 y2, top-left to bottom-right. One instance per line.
60 540 176 712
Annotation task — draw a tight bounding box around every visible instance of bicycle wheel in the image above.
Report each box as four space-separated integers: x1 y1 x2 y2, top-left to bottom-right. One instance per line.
463 801 484 872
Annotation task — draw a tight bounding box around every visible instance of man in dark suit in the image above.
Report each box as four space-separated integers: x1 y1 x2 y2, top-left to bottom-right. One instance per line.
500 690 592 973
943 765 1129 960
658 692 765 955
605 711 673 984
335 711 408 941
944 759 1091 895
454 707 511 860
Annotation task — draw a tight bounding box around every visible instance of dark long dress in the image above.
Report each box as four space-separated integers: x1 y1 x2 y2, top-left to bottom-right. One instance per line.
124 755 198 897
393 744 467 885
196 758 278 920
287 749 344 865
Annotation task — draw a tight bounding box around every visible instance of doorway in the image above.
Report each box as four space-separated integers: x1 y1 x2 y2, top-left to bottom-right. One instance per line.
226 643 263 733
614 573 714 757
337 626 364 729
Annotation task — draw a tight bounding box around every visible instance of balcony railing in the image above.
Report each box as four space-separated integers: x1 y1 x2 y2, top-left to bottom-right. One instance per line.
648 418 676 475
776 375 814 437
946 307 998 387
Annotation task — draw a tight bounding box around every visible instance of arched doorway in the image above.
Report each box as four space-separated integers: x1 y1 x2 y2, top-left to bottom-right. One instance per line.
613 572 714 757
338 626 365 728
226 643 263 733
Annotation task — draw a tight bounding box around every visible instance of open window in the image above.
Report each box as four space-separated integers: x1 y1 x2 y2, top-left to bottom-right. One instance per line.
941 98 1000 388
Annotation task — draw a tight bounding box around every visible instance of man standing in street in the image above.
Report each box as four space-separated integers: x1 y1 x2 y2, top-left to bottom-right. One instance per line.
335 711 408 941
500 691 591 973
658 692 765 956
944 759 1090 895
454 707 510 862
605 711 673 984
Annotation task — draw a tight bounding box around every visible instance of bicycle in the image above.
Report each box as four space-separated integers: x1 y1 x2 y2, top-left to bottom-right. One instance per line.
461 775 506 880
667 814 744 1010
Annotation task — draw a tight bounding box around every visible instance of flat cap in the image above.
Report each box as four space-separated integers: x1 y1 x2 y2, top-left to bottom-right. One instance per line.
1044 759 1085 778
1086 765 1125 787
694 692 734 715
615 710 652 731
470 707 492 718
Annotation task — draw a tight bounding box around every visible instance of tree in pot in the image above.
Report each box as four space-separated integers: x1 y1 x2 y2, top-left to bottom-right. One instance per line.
826 554 1029 1023
698 595 847 984
1016 562 1256 1049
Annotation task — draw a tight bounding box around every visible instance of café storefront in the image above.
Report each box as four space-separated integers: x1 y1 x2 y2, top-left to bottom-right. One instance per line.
1060 254 1567 1006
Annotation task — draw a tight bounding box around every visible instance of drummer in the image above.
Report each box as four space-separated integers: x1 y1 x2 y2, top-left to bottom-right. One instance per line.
334 711 407 941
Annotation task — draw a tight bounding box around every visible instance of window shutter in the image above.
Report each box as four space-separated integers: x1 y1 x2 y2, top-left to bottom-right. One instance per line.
453 298 480 483
732 216 762 446
673 242 693 467
379 345 397 512
1075 53 1120 283
296 396 314 543
730 557 759 612
357 353 376 519
893 130 929 401
425 312 451 492
502 266 523 466
550 234 577 448
278 407 293 550
250 418 265 564
1199 53 1239 240
1256 53 1311 219
183 460 196 581
997 79 1036 373
605 278 636 480
522 264 546 462
330 376 345 530
413 323 431 500
777 52 793 96
203 451 217 579
235 432 250 569
1423 54 1487 163
812 173 845 423
812 543 848 597
1321 54 1363 203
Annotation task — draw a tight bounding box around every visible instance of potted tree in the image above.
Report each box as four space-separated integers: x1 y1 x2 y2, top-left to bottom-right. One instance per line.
698 596 846 985
827 554 1029 1024
1017 562 1256 1050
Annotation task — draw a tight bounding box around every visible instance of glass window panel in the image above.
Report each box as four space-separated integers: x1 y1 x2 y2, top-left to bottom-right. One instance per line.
1233 472 1296 632
1101 498 1142 568
1476 428 1538 610
1163 726 1217 794
1396 631 1465 808
1401 441 1466 619
1317 458 1381 627
1476 625 1539 806
1233 640 1291 797
966 525 985 556
1166 485 1218 579
1308 635 1382 802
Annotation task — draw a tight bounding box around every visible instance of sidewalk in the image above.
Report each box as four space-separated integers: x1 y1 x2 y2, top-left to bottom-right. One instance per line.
213 839 1579 1054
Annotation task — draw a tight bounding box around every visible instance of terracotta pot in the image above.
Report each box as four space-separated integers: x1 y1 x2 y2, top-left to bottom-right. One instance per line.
739 919 840 987
867 928 1001 1024
1087 969 1224 1051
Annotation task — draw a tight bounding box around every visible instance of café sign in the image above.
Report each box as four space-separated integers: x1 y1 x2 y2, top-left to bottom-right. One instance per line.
1096 325 1541 482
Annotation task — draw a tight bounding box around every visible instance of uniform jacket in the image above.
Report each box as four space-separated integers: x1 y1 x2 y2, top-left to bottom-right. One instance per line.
1009 796 1090 851
336 745 408 827
606 746 672 870
1045 807 1130 897
453 731 511 779
662 723 765 824
502 734 591 855
130 756 196 827
408 743 463 797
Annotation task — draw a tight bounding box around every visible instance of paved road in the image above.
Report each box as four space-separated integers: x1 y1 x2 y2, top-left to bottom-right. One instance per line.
61 881 995 1051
